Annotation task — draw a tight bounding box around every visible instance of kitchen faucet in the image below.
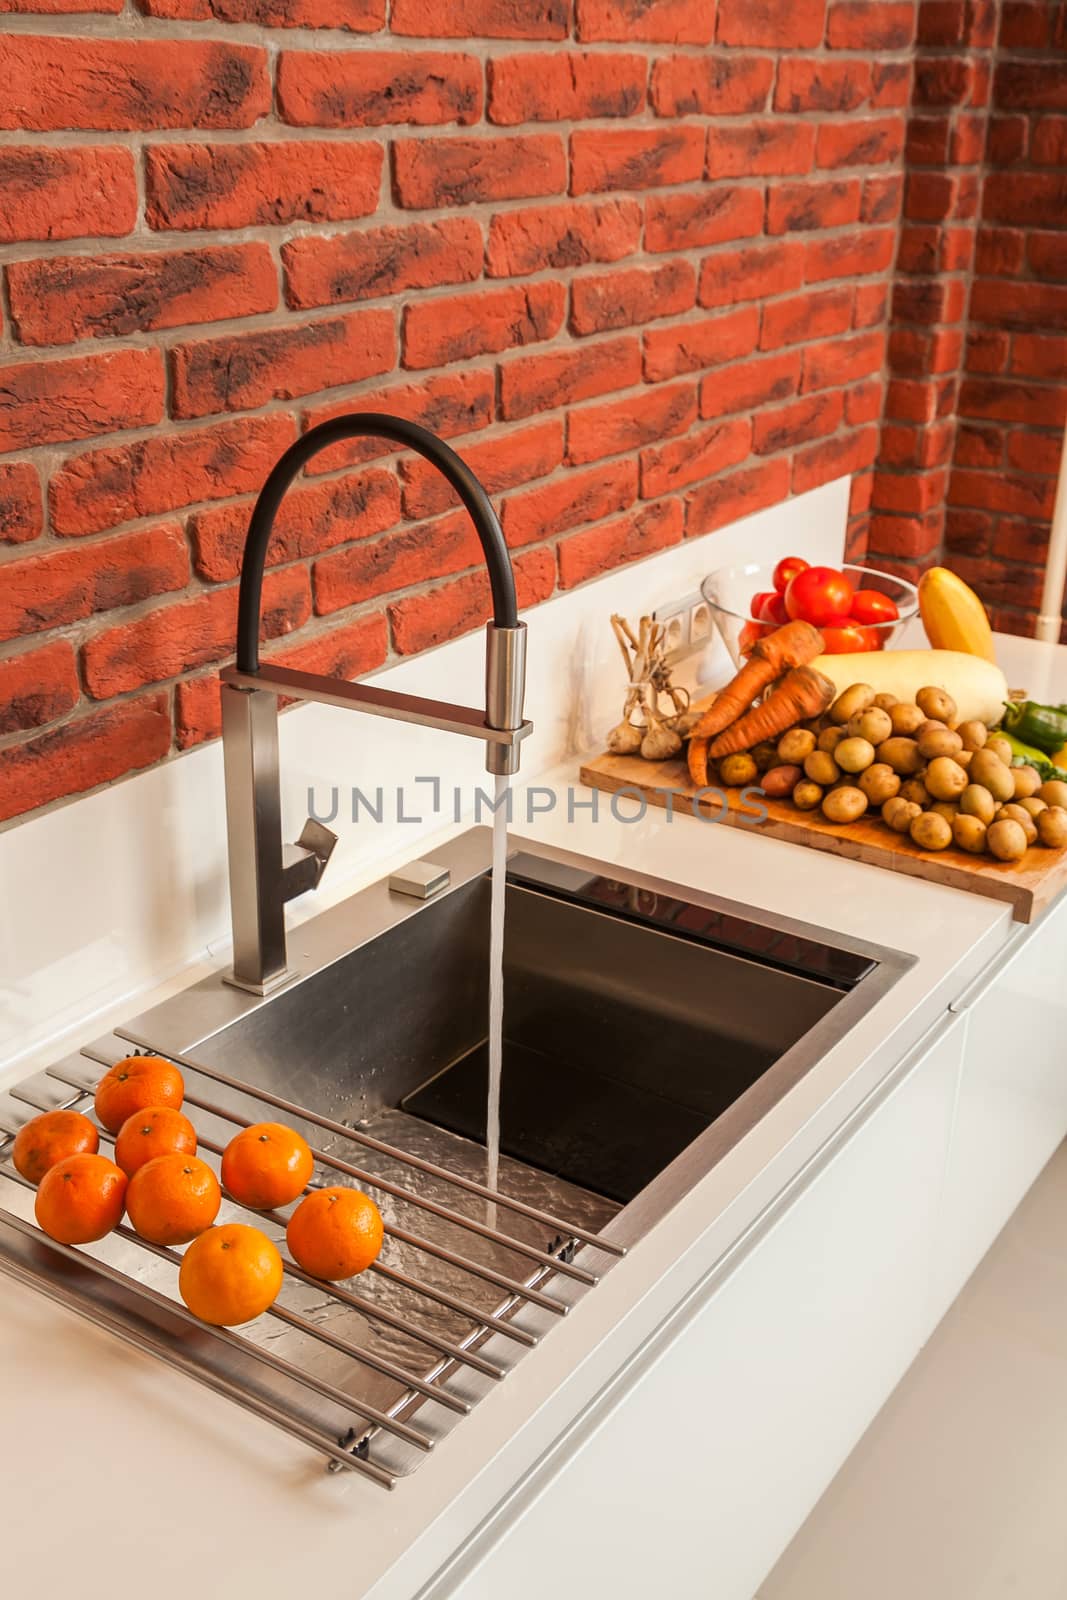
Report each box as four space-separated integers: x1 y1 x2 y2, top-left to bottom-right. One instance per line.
220 413 531 995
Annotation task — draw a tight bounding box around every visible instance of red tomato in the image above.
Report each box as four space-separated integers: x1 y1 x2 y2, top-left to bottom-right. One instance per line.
850 589 900 626
821 622 881 654
784 565 854 627
749 590 776 620
757 592 789 626
773 556 809 594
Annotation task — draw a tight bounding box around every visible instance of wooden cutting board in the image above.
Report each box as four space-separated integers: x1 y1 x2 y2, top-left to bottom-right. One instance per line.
579 746 1067 924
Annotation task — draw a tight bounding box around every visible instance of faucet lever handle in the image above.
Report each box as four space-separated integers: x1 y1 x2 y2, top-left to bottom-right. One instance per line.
282 816 338 901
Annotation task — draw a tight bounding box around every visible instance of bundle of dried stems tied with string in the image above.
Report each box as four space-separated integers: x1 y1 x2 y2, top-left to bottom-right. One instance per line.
607 613 701 761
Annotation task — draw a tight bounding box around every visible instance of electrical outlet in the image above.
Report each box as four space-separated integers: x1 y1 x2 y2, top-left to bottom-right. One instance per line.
662 612 686 653
652 599 689 660
689 599 712 647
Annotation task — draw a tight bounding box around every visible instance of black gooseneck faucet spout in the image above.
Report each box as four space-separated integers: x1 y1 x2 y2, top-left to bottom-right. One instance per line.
220 412 531 994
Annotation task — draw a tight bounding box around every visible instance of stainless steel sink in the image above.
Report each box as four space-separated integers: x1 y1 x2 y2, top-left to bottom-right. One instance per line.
0 829 910 1486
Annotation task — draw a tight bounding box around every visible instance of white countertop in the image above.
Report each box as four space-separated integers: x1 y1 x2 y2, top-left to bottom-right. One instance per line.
2 628 1063 1599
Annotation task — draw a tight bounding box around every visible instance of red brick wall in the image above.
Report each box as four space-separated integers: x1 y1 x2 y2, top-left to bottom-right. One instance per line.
0 1 918 826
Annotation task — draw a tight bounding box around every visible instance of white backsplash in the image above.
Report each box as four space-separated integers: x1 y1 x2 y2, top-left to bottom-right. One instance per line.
0 477 849 1070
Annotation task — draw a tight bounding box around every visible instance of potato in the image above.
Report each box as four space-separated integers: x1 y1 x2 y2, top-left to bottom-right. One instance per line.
821 786 868 824
1019 796 1048 818
719 752 758 787
792 780 824 811
847 707 893 746
916 686 958 725
830 683 875 724
958 719 988 752
1037 805 1067 847
858 763 900 805
777 727 816 764
835 736 876 774
873 692 898 711
877 736 924 776
929 800 960 824
883 796 921 833
760 764 803 798
960 784 996 824
986 733 1014 766
953 814 987 855
1038 780 1067 809
987 818 1028 861
917 725 963 760
997 802 1038 844
900 777 932 807
910 811 952 851
956 749 974 769
889 702 925 737
970 749 1016 802
805 749 841 786
750 740 780 773
1012 764 1042 800
925 755 969 801
817 725 846 754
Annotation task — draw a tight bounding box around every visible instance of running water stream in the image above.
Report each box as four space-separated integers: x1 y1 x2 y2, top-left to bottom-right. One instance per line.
485 771 510 1195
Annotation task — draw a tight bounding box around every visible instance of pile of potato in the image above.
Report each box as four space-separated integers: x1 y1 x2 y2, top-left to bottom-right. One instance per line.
715 680 1067 862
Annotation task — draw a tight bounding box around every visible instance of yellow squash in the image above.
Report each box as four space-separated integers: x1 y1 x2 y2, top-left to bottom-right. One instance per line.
918 566 997 662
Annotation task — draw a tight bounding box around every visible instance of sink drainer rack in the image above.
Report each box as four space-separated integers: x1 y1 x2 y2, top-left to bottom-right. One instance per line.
0 1033 623 1489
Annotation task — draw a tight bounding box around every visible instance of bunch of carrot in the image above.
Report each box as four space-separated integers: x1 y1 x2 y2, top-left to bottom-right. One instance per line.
687 620 835 788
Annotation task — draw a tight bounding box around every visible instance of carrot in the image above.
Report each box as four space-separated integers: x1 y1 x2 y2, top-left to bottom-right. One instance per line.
689 620 824 740
687 736 710 789
709 666 835 758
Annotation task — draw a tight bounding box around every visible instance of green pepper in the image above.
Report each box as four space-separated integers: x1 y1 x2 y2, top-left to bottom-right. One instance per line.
1002 700 1067 754
1001 731 1067 783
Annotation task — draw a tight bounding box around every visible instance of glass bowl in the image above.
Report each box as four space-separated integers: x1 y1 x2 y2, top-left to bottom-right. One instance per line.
700 562 919 667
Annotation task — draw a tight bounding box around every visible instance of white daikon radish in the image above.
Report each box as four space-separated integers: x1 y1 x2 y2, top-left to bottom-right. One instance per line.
812 649 1008 726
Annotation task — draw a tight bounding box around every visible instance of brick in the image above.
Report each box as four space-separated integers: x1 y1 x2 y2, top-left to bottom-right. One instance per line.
0 37 268 131
639 417 752 497
400 419 564 518
50 415 296 536
190 469 400 582
917 0 996 45
303 370 494 474
1031 117 1067 167
886 375 956 423
283 219 482 311
816 116 906 170
767 180 862 235
966 330 1011 374
1029 234 1067 282
500 460 637 546
488 51 646 124
775 58 871 113
846 377 885 423
571 126 704 194
907 116 949 167
870 61 912 106
499 337 641 421
971 280 1067 331
0 693 172 825
277 51 481 128
566 382 697 463
793 426 879 495
8 244 276 346
1000 0 1051 45
717 0 825 46
141 0 383 21
873 467 950 513
699 240 805 308
0 641 79 736
0 524 189 642
1 0 122 9
685 458 791 537
643 306 760 381
882 418 956 467
84 568 310 699
394 135 565 208
849 470 874 517
388 547 555 654
948 470 1056 520
754 392 844 455
487 197 641 277
1012 335 1067 381
802 329 886 392
1007 433 1064 475
0 463 42 544
984 173 1067 228
699 352 801 419
863 175 906 227
650 55 773 117
889 325 963 376
914 56 973 107
403 282 566 369
975 228 1025 277
760 287 853 351
986 115 1027 166
892 278 966 325
146 141 382 231
995 62 1067 113
576 0 714 42
392 0 569 36
898 223 974 276
0 347 163 453
868 511 945 561
558 497 682 587
805 228 895 283
826 2 915 49
175 613 387 751
953 424 1004 469
0 146 136 243
706 121 815 178
171 311 394 420
646 187 764 253
571 259 696 335
314 508 482 614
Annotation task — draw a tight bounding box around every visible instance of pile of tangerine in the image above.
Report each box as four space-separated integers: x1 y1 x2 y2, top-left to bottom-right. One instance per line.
11 1053 383 1327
